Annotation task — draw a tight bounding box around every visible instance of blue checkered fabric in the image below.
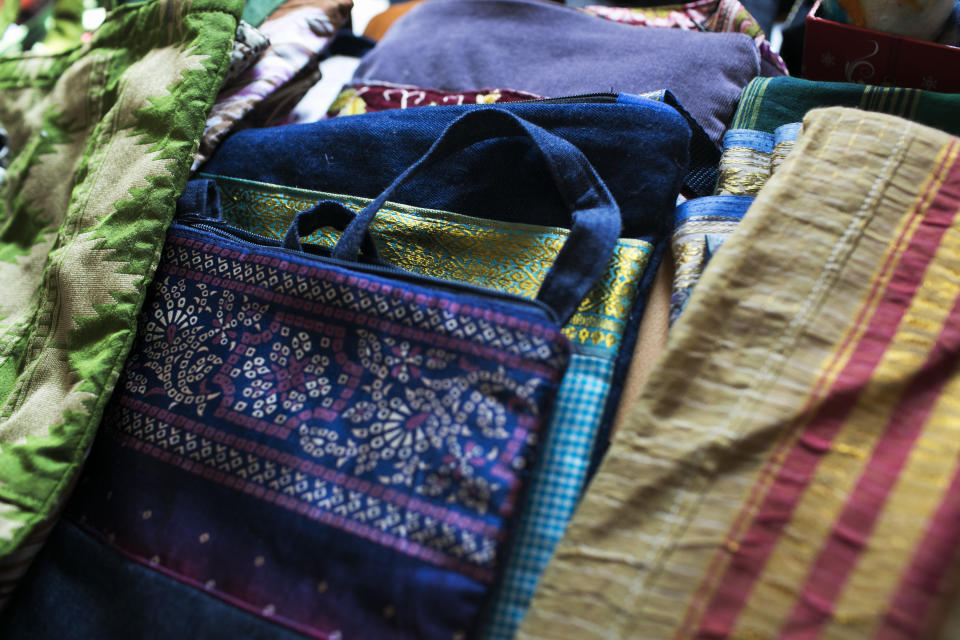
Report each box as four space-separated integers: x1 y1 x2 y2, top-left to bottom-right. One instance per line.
483 354 615 640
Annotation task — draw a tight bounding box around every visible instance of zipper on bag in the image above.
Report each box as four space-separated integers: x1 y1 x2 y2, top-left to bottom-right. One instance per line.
518 92 620 105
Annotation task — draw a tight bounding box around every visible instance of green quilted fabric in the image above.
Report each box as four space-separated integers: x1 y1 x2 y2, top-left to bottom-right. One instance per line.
0 0 241 605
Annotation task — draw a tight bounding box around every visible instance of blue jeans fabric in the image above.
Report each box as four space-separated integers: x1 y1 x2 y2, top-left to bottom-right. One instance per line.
202 100 692 238
203 102 689 488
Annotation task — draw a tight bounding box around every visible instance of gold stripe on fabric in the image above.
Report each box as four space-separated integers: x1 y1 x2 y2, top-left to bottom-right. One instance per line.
730 139 960 640
877 87 892 114
895 88 910 116
825 308 960 640
908 89 922 121
675 116 930 639
212 178 651 350
770 140 795 174
671 219 740 290
731 77 771 130
716 146 772 196
519 109 931 640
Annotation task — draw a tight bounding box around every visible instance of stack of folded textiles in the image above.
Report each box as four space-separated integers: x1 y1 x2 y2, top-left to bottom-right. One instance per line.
0 0 958 638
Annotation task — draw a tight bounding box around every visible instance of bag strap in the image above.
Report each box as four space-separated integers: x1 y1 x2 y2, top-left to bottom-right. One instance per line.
332 108 622 325
283 200 381 261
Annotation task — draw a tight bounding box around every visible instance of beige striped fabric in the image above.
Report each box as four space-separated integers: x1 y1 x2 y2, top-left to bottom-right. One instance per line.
520 107 960 640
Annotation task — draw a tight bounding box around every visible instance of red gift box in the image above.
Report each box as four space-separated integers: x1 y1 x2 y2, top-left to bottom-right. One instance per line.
803 0 960 92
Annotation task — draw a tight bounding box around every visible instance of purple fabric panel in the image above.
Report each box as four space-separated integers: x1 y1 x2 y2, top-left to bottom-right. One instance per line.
352 0 763 144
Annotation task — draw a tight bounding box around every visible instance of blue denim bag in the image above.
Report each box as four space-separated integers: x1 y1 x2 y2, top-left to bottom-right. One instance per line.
202 97 693 236
30 110 621 640
203 97 694 482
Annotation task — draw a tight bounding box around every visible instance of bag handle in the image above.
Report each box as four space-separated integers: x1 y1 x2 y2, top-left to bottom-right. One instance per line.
283 199 381 261
331 108 622 325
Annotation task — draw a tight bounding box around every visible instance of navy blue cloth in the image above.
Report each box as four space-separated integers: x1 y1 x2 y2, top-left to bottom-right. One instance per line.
0 522 311 640
202 100 691 238
53 215 573 639
351 0 765 144
284 199 383 261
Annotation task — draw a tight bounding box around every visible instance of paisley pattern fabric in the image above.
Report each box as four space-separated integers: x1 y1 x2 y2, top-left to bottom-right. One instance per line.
0 0 241 608
67 221 571 639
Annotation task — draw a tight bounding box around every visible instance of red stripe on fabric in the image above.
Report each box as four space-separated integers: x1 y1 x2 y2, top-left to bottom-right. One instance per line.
693 149 960 640
875 457 960 640
678 139 946 640
784 289 960 637
780 152 960 639
677 177 916 639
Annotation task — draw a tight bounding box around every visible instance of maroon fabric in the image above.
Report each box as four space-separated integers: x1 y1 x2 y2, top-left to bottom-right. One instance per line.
326 83 544 118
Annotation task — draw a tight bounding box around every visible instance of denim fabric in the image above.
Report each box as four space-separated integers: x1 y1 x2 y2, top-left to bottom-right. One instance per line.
308 87 716 199
204 102 687 485
0 522 311 640
350 0 764 144
328 109 622 325
203 100 691 238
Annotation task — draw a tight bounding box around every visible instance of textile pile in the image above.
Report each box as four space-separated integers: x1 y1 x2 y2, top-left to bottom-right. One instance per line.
0 0 958 638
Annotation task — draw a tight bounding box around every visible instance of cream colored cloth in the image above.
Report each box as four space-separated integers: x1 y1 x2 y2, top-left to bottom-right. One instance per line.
609 250 673 437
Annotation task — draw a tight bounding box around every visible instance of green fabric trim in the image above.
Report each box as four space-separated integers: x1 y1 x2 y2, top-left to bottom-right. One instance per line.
731 76 960 135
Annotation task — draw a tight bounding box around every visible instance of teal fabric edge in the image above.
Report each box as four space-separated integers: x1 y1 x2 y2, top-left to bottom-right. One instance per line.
481 353 616 640
241 0 288 26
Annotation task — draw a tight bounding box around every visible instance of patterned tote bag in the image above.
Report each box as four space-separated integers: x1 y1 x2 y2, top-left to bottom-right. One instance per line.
187 170 660 640
26 109 622 640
